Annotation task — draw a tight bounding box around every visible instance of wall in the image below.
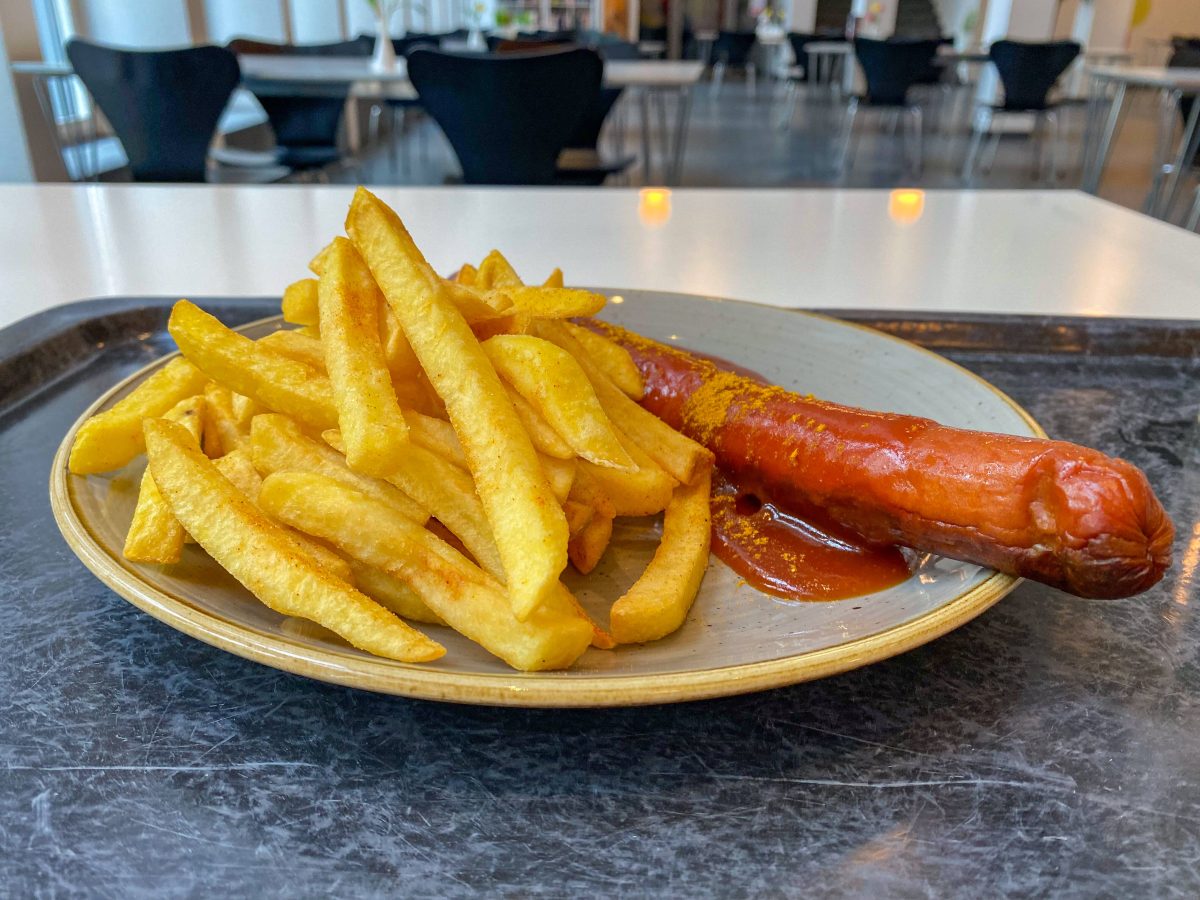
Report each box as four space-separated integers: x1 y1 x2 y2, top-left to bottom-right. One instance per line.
0 16 34 181
77 0 191 47
1129 0 1200 63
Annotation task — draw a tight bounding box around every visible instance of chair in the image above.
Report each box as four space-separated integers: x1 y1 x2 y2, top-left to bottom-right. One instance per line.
1142 44 1200 220
776 32 823 128
406 46 605 184
839 38 941 175
1187 186 1200 232
65 40 245 182
712 31 758 95
961 40 1080 183
228 37 371 178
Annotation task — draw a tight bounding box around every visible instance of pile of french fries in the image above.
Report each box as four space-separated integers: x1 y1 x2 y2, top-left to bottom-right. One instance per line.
68 188 715 671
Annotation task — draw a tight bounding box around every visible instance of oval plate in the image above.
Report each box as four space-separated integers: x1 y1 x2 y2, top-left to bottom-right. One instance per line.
50 291 1042 707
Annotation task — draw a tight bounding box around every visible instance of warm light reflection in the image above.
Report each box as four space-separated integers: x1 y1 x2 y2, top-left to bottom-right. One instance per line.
639 188 672 227
888 188 925 225
609 295 624 304
1175 520 1200 606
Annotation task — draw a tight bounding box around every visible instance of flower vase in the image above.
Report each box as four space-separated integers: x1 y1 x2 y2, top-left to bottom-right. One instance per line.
371 20 397 72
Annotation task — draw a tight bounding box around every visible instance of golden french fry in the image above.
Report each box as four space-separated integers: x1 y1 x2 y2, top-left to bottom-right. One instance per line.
295 324 321 339
69 356 208 474
169 300 339 433
500 286 606 319
543 267 564 288
257 329 326 370
347 187 567 621
563 499 594 539
259 472 591 671
540 454 575 505
231 393 260 430
309 241 334 276
484 335 633 470
610 467 713 644
564 321 644 399
201 381 243 457
403 410 468 469
282 278 319 326
579 426 675 517
476 249 523 288
503 383 574 460
568 509 613 575
317 237 409 477
123 394 205 564
249 414 426 523
212 447 355 584
455 262 478 285
349 561 445 625
379 301 421 380
323 429 503 579
535 319 712 484
145 419 443 662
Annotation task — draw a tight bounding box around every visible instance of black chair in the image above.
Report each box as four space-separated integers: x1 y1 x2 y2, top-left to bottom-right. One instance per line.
961 39 1080 182
407 46 606 185
65 40 243 182
1169 44 1200 166
561 41 640 185
712 30 758 95
839 38 941 174
229 37 371 177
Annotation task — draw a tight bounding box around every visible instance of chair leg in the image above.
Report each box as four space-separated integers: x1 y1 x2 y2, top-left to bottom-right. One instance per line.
747 63 756 98
1186 186 1200 232
981 127 1002 175
838 97 859 175
1030 112 1046 181
389 107 402 177
1046 110 1062 185
907 105 924 177
776 81 799 130
713 61 725 95
961 108 989 181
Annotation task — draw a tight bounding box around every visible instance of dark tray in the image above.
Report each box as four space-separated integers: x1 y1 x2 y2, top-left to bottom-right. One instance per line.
4 298 1199 897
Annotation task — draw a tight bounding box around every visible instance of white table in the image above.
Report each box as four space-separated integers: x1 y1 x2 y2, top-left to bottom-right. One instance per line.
1082 65 1200 216
2 185 1197 331
238 55 705 185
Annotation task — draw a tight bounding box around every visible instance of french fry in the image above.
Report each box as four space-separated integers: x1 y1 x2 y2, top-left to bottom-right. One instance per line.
563 499 594 539
259 472 592 671
503 383 574 460
169 300 339 433
202 382 243 457
567 467 616 574
69 356 208 474
281 278 319 326
610 467 713 644
564 321 644 399
501 286 606 319
579 426 675 517
455 262 478 285
212 447 355 584
543 267 564 288
349 561 445 625
379 302 420 381
309 241 334 276
231 393 260 430
476 249 523 288
347 187 567 621
404 410 468 469
534 319 713 485
484 335 633 470
249 414 426 523
540 454 576 505
145 419 443 662
257 329 326 370
317 237 409 477
123 394 205 564
323 429 503 579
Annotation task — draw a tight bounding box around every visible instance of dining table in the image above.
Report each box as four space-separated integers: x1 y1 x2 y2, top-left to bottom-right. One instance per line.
3 183 1200 895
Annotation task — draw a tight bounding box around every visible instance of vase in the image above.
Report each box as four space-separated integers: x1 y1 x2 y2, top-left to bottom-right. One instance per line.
371 16 397 72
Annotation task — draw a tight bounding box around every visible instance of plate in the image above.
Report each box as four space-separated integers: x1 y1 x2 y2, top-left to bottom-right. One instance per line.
50 291 1042 707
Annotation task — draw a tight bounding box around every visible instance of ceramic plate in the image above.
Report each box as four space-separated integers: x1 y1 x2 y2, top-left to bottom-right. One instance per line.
50 291 1042 707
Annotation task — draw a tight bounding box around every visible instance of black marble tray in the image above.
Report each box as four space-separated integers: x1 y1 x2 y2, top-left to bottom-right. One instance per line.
4 298 1199 897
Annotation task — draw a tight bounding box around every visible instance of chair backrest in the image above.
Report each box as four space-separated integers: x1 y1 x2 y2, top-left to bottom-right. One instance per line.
989 40 1080 111
66 39 239 182
714 31 757 67
853 37 940 105
407 46 602 184
228 38 361 149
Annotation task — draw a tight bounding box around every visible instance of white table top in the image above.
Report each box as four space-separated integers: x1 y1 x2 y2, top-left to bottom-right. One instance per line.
2 185 1197 330
1088 65 1200 89
238 55 705 89
804 42 851 55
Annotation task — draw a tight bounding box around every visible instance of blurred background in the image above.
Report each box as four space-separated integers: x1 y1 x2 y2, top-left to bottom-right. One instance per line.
1 0 1199 227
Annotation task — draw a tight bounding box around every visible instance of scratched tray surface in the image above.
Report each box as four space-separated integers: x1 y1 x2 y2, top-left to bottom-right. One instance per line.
3 298 1199 897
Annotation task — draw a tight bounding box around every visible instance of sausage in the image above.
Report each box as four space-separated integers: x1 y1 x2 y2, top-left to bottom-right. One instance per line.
593 321 1174 599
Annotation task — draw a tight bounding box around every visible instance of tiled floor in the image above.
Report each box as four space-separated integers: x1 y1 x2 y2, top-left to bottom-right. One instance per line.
326 78 1196 223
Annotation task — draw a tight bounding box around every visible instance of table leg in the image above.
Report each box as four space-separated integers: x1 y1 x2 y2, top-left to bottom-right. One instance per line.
639 88 654 185
1082 80 1127 194
1159 93 1200 220
669 86 694 185
1143 88 1181 216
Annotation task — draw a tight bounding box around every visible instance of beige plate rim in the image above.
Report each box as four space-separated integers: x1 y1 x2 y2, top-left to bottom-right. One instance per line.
49 302 1043 708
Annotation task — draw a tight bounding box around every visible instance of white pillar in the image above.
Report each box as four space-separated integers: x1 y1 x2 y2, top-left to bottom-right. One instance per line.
0 20 34 183
1072 0 1134 49
789 0 817 34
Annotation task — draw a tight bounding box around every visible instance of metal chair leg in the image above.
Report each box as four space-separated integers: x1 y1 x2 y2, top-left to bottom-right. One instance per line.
1186 186 1200 232
747 63 756 98
907 105 924 177
838 96 859 174
981 126 1002 175
961 108 988 181
712 61 725 95
1046 110 1062 185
